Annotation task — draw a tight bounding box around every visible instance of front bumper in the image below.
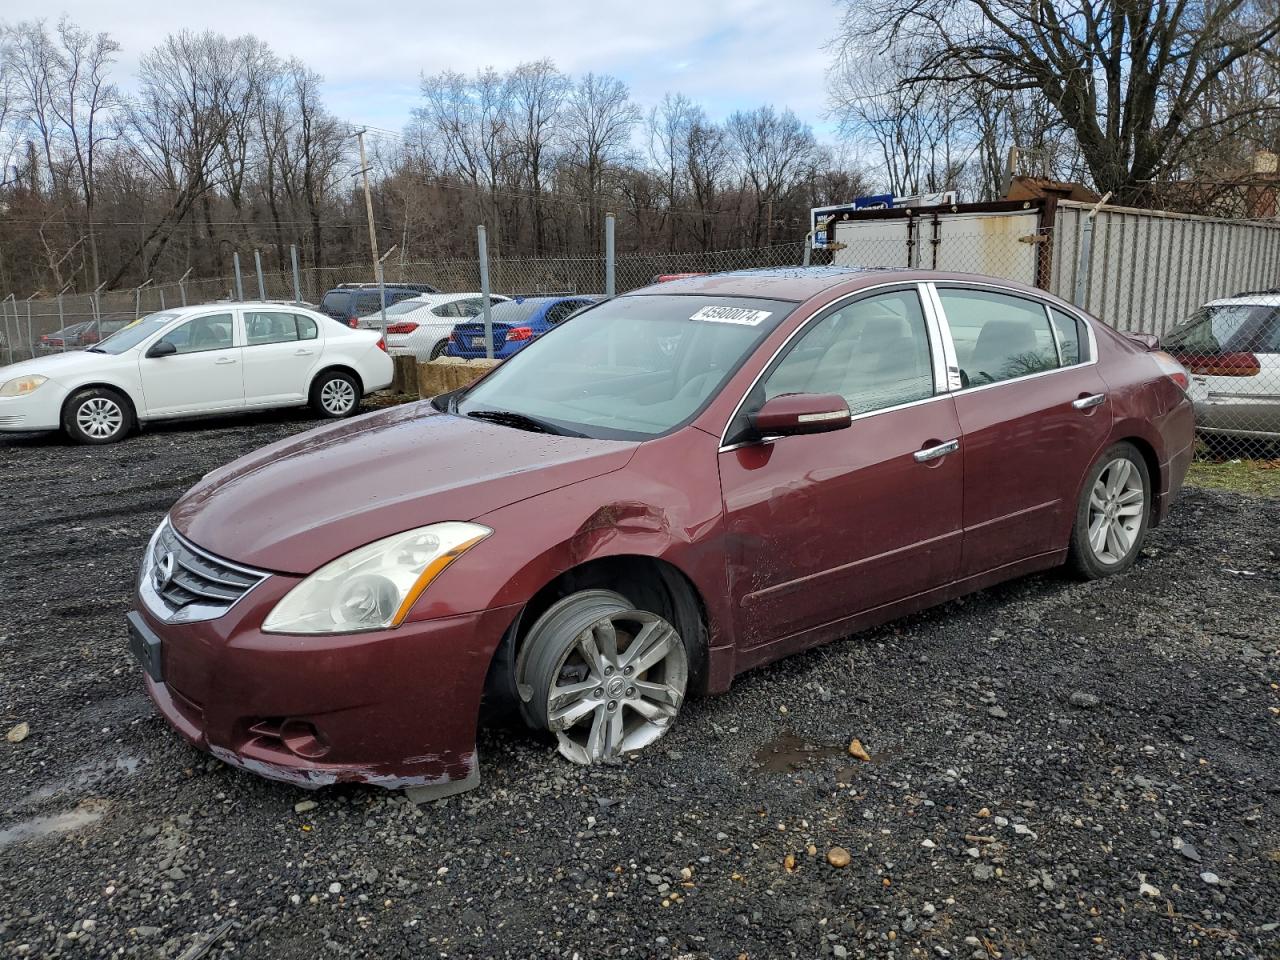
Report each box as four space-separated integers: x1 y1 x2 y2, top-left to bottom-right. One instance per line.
130 575 519 793
0 383 67 432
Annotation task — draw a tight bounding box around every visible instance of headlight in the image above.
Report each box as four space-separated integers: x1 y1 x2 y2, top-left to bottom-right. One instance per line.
262 521 492 635
0 375 48 397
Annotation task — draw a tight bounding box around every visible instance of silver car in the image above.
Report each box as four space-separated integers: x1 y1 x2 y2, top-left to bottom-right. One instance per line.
376 294 511 361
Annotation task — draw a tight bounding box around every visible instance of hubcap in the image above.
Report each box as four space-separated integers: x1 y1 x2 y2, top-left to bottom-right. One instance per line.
1087 458 1144 564
76 397 123 439
320 378 355 415
545 610 688 765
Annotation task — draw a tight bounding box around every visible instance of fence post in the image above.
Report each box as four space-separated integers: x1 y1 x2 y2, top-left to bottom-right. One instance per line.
376 244 397 334
159 288 166 310
57 286 67 352
25 295 36 359
1072 191 1112 308
478 225 493 359
233 253 245 301
178 267 192 306
254 249 267 300
290 245 302 303
134 279 153 320
3 294 15 365
605 213 616 298
803 229 813 267
92 281 107 342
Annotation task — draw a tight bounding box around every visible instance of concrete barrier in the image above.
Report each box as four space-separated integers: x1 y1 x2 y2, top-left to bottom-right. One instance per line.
416 358 501 399
390 354 417 394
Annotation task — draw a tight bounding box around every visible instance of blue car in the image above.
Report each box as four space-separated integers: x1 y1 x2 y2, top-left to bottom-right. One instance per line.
446 296 600 359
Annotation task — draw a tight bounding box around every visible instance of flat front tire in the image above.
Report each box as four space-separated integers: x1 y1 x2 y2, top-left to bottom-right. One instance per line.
1067 442 1151 579
62 387 133 444
518 589 689 765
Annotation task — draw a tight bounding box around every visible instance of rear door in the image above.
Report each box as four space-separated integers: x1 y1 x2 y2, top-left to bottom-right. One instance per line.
138 311 244 416
241 310 321 406
929 284 1112 576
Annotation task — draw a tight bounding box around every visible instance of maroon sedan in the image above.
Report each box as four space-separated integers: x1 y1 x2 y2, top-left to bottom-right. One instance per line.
128 267 1194 798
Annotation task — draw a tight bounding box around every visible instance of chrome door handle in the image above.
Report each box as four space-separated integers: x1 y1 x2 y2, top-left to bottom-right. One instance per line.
294 349 314 356
914 439 959 462
1072 393 1105 410
215 357 237 365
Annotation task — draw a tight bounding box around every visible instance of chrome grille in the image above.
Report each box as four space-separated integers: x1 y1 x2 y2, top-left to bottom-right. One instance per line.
147 522 265 619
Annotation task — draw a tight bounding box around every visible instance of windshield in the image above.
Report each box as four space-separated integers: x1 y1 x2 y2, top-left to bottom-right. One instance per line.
455 294 794 439
1165 303 1278 353
92 312 183 354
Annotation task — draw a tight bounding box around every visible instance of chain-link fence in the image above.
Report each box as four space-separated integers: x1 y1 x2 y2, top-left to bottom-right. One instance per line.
2 214 1277 462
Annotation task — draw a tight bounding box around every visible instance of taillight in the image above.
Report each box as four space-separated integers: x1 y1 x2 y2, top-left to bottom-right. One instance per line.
348 317 359 328
1151 350 1190 390
507 326 533 342
376 337 387 352
1170 350 1260 377
386 322 419 335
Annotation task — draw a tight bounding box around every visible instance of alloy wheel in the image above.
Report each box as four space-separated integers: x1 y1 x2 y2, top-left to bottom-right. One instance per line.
543 606 688 765
319 378 356 415
1086 457 1145 565
76 396 124 440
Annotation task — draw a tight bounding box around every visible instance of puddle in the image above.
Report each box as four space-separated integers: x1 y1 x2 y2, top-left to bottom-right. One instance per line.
0 802 107 849
752 731 844 773
20 756 142 807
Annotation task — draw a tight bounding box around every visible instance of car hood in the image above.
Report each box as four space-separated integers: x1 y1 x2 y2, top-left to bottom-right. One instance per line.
0 349 130 381
170 402 638 574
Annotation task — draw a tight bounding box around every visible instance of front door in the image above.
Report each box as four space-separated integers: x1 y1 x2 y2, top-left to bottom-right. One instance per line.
931 285 1114 576
138 311 244 417
241 310 320 406
719 286 964 649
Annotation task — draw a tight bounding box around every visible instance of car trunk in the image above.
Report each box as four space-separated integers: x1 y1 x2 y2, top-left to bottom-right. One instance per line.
453 321 512 353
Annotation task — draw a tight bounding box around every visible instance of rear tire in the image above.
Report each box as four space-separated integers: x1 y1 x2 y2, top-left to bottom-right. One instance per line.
1067 442 1151 579
517 589 689 765
310 370 360 419
429 338 449 360
62 387 133 445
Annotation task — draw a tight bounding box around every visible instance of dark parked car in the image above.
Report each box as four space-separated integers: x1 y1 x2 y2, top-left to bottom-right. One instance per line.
318 283 441 328
128 267 1194 798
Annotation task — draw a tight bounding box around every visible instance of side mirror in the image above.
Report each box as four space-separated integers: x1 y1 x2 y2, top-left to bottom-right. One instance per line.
750 393 852 438
146 340 177 359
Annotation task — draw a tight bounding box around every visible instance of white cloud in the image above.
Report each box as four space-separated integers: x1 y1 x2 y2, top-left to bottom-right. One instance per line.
13 0 841 132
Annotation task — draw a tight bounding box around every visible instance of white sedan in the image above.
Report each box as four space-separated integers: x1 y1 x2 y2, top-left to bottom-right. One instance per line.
0 302 393 444
376 293 510 361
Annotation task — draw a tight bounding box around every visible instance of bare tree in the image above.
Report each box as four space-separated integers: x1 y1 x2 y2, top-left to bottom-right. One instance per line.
562 73 638 248
726 106 817 245
832 0 1280 201
505 60 567 255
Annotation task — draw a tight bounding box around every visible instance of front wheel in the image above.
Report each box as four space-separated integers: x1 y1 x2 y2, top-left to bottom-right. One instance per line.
518 589 689 765
1067 442 1151 579
310 370 360 419
62 387 133 444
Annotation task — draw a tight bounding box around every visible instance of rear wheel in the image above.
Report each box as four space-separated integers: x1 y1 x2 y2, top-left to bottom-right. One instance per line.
519 589 689 765
62 387 133 444
310 370 359 419
429 338 449 360
1067 442 1150 579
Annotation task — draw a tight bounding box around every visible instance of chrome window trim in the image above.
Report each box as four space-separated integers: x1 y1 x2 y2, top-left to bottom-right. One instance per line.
139 517 269 625
925 281 1100 392
716 280 941 451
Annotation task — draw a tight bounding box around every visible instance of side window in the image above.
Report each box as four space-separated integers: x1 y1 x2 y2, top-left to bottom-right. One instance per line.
157 313 235 354
763 289 934 415
296 314 318 341
245 311 300 346
938 289 1059 387
545 302 572 325
1049 308 1086 364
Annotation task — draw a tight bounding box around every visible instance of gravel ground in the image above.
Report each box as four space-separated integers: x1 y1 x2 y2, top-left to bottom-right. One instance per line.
1 409 1277 960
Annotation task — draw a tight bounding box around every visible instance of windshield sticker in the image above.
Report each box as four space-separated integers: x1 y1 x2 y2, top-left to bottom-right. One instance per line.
689 305 772 326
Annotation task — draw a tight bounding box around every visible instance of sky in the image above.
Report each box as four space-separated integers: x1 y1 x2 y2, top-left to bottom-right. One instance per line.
10 0 845 139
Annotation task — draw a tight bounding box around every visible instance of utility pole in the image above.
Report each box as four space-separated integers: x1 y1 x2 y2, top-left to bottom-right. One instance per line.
356 130 381 280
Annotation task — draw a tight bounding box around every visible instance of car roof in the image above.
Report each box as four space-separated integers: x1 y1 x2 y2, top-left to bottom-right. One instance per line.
1205 295 1280 307
624 265 1056 303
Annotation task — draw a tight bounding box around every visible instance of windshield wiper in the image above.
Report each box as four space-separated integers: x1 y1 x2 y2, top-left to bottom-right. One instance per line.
465 409 583 437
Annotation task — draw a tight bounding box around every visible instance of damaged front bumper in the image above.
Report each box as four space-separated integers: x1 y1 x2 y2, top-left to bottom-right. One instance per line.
129 577 519 798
